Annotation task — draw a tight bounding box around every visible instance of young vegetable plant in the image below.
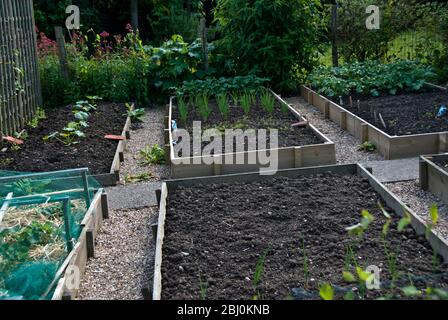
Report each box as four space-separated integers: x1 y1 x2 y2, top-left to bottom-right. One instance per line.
427 204 440 272
260 88 275 114
217 93 230 119
253 248 270 300
177 96 189 124
197 94 211 121
300 237 310 289
126 103 145 123
240 92 252 115
139 144 166 165
358 141 376 152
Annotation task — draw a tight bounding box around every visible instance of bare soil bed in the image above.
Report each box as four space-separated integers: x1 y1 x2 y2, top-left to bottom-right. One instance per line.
0 103 127 175
433 159 448 174
172 101 323 157
334 90 448 136
162 173 448 300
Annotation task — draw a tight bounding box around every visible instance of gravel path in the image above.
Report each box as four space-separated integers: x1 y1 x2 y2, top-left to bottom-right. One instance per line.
386 180 448 241
78 106 166 300
120 107 170 183
77 207 157 300
286 97 384 164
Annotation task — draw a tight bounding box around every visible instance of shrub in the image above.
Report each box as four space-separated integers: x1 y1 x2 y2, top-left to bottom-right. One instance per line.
214 0 323 91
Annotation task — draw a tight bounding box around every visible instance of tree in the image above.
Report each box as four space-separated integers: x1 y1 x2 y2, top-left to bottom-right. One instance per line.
214 0 324 90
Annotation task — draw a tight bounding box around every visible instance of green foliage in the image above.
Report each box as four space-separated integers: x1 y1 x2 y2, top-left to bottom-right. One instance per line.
397 211 412 233
27 108 47 128
196 94 212 121
177 96 189 123
253 248 270 300
214 0 324 91
358 141 376 152
216 93 229 119
177 76 268 98
140 145 166 165
309 60 437 98
240 92 252 115
260 89 275 114
40 32 207 108
319 283 334 300
126 104 146 123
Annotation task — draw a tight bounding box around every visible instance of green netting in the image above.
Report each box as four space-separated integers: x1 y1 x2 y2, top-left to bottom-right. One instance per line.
0 168 102 300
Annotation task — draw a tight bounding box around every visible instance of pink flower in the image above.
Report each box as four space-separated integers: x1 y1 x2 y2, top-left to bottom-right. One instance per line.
100 31 110 38
126 23 133 32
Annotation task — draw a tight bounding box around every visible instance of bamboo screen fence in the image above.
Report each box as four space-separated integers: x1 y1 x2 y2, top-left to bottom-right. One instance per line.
0 0 42 137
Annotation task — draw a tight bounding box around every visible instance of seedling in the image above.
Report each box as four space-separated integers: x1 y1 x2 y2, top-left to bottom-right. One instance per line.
217 93 229 119
300 237 310 289
240 92 252 115
319 283 334 300
253 248 270 300
196 94 211 121
260 88 275 114
140 145 166 165
177 96 189 124
199 277 208 300
27 108 46 128
427 204 440 272
124 173 153 183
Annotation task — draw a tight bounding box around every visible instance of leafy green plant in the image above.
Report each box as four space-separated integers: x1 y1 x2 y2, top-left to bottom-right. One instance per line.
126 103 145 123
217 93 229 119
309 60 437 98
140 145 166 166
260 89 275 114
319 283 334 300
177 96 189 124
27 108 46 128
358 141 377 152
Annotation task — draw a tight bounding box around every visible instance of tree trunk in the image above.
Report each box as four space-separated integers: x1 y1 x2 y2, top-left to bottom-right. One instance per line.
331 4 339 67
130 0 139 30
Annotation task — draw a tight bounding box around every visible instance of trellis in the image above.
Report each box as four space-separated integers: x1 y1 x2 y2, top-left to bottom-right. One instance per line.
0 0 42 137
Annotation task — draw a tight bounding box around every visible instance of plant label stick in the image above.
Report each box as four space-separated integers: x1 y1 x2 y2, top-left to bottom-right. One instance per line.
357 100 360 111
349 96 353 108
378 113 387 129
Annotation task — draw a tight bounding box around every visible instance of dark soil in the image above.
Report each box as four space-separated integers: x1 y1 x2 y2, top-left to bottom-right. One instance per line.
333 90 448 136
0 103 127 175
162 173 448 300
434 159 448 174
172 101 323 157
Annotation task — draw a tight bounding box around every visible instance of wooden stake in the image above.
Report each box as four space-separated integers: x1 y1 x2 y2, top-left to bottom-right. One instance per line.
54 27 69 81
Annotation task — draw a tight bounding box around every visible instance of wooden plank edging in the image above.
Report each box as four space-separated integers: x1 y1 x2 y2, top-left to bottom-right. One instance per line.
153 163 448 299
301 85 447 160
51 189 107 300
168 93 336 178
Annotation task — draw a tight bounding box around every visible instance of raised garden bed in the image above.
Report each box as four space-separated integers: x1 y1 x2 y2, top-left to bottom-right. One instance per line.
153 164 448 300
301 85 448 160
0 168 109 300
167 91 336 179
0 103 133 187
420 154 448 205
